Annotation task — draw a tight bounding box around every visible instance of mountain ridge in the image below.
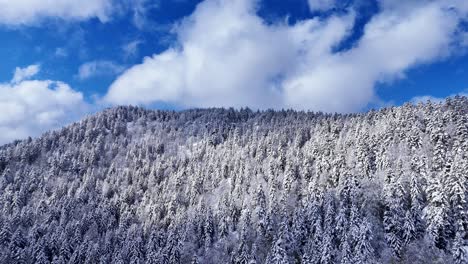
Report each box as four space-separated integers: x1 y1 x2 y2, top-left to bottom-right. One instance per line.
4 97 464 150
0 96 466 263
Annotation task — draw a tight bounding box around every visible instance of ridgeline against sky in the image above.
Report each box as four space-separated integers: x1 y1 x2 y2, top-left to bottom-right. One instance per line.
0 98 466 263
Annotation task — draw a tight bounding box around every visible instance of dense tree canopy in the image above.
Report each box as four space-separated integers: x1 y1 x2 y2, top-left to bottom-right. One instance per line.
0 96 467 263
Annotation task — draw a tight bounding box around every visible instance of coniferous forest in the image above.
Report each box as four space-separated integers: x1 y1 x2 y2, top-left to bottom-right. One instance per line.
0 96 467 264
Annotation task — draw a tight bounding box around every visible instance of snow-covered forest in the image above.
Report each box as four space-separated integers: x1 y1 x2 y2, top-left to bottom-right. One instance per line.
0 96 467 264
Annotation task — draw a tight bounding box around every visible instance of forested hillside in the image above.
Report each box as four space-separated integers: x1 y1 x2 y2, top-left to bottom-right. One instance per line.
0 97 467 264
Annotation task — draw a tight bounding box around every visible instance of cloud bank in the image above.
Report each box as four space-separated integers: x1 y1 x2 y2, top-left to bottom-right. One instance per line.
106 0 468 112
0 65 88 144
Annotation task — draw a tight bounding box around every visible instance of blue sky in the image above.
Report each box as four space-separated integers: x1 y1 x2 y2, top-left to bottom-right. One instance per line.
0 0 467 144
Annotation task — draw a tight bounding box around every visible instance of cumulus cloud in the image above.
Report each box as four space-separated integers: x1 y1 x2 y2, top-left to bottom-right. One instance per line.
0 0 114 25
105 0 468 112
106 0 355 109
0 65 88 145
284 1 461 111
78 60 126 80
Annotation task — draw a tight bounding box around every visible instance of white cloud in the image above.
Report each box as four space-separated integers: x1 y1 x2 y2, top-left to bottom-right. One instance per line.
123 40 143 58
411 95 445 104
105 0 468 112
55 48 68 58
78 60 125 80
411 90 468 104
130 0 160 29
284 1 461 111
308 0 337 12
106 0 355 109
0 0 115 25
11 64 40 83
0 65 88 145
